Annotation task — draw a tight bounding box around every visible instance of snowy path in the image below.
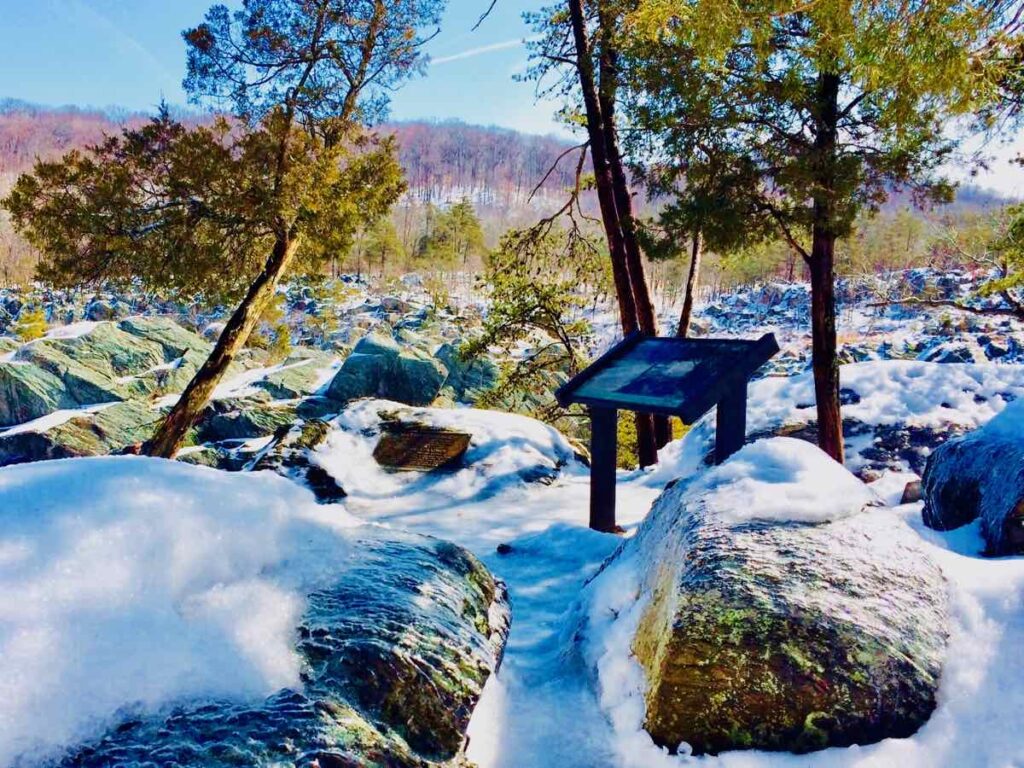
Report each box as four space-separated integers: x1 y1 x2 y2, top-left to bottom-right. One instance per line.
339 464 663 768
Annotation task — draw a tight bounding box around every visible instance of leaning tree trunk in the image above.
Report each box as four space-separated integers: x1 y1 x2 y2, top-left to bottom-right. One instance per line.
807 71 844 464
677 230 702 339
145 235 301 458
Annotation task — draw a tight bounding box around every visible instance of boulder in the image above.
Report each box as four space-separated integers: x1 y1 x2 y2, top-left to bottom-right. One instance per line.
0 362 71 427
0 400 164 466
434 342 499 403
325 331 448 407
251 418 346 502
57 527 509 768
118 315 210 358
922 400 1024 555
84 299 119 321
586 438 948 756
14 322 176 405
254 350 336 400
197 399 299 443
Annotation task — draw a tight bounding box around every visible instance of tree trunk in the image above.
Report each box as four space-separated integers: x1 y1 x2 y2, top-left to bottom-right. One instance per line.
808 230 843 463
808 71 844 464
567 0 637 337
677 230 702 338
145 235 301 458
567 0 657 467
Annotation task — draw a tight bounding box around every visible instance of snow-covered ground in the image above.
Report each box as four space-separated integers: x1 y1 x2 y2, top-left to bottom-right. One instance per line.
2 398 1023 767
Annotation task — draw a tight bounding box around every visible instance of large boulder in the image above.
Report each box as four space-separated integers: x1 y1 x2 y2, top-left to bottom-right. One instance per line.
0 362 71 427
118 315 210 358
434 342 499 403
325 331 448 407
57 526 509 768
0 400 164 465
922 399 1024 555
582 438 948 756
253 350 337 400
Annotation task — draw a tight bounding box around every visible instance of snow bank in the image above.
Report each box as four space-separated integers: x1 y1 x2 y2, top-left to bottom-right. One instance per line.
686 438 879 525
313 399 579 503
748 360 1024 433
0 457 360 766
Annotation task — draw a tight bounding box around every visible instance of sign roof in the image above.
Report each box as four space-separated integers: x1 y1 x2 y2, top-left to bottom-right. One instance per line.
556 332 779 421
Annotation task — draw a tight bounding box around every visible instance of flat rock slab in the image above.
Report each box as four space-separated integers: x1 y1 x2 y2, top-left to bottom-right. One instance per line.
373 423 471 471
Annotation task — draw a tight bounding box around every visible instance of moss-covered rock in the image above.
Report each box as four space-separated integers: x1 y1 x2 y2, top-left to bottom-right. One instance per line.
325 331 448 407
0 362 71 427
595 441 948 756
197 399 299 443
254 350 337 399
434 342 498 403
118 315 210 358
58 528 510 768
0 400 164 465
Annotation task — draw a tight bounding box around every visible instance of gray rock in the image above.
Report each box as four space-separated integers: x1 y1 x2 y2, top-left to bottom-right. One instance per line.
57 528 509 768
0 362 71 427
922 415 1024 555
325 331 448 407
590 444 948 756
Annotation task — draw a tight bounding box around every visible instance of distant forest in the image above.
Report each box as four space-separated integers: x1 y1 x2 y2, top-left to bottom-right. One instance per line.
0 100 1016 288
0 101 581 205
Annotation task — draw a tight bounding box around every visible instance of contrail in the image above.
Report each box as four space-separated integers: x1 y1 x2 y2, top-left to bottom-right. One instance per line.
431 38 532 65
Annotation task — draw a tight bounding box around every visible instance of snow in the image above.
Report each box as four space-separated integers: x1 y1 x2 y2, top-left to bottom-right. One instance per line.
747 361 1024 434
0 457 360 766
0 403 116 437
3 391 1024 767
42 321 101 340
683 437 879 525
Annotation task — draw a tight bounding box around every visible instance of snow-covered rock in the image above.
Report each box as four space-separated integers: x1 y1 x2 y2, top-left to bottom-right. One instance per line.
579 438 948 757
0 457 508 766
922 398 1024 555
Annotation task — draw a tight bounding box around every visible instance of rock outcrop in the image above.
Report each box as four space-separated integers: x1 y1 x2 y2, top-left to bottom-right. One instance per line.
325 331 448 407
583 438 949 756
59 528 509 768
922 400 1024 555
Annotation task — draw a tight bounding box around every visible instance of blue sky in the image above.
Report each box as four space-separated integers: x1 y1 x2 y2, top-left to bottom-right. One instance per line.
0 0 567 136
0 0 1021 195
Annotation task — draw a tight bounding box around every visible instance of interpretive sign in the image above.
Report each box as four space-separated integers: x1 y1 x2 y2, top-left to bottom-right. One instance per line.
556 332 780 531
373 423 472 471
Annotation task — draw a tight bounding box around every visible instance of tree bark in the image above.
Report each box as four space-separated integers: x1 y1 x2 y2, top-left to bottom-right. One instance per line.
677 230 702 338
808 231 843 463
808 71 844 464
567 0 657 467
567 0 637 337
145 235 301 458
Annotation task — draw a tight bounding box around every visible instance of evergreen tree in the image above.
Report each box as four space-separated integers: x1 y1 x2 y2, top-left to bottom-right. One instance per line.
622 0 1022 462
4 0 442 457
